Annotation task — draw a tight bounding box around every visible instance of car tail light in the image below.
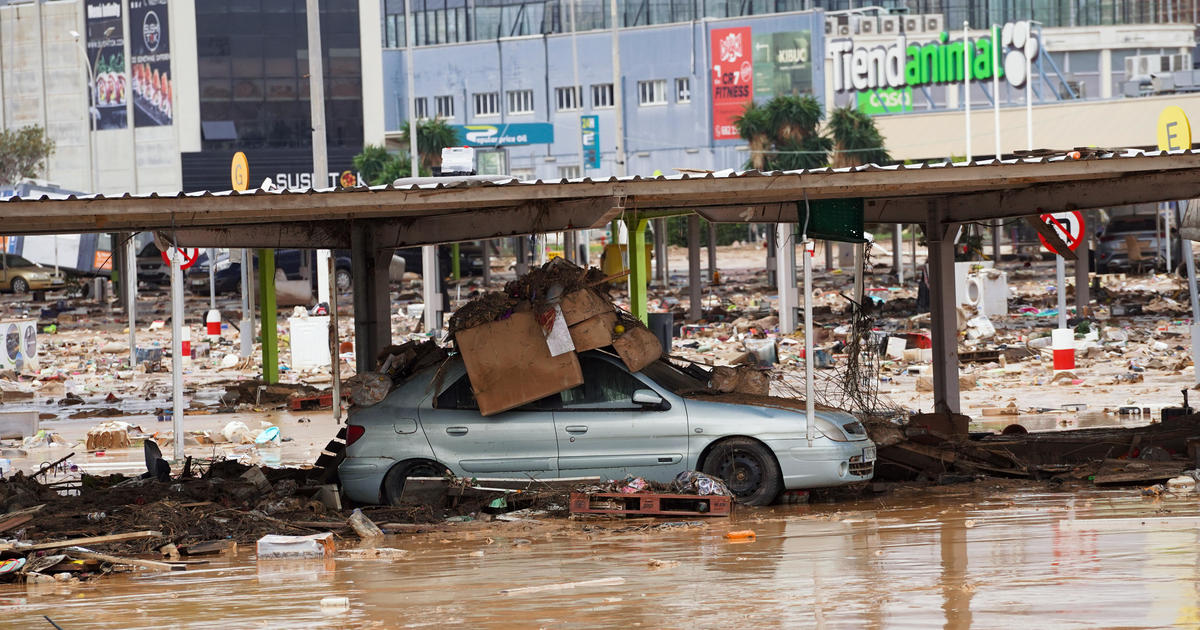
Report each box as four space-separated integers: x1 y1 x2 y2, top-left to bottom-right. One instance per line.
345 424 366 446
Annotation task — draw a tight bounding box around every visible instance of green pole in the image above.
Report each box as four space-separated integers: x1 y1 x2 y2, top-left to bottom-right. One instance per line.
451 243 461 281
257 248 278 384
625 217 649 324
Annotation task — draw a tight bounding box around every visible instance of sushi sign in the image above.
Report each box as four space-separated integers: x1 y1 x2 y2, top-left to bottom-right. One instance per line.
129 0 172 127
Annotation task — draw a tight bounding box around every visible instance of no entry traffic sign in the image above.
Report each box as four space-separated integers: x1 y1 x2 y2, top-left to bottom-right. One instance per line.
161 247 201 270
1037 211 1085 256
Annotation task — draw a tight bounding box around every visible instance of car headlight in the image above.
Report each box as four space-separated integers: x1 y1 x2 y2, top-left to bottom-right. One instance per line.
814 416 865 442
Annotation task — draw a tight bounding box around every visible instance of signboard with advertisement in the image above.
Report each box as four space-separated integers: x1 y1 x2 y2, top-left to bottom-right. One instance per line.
181 148 362 192
449 123 554 147
828 21 1041 109
85 0 128 130
711 26 753 140
580 115 600 170
752 31 812 98
129 0 172 127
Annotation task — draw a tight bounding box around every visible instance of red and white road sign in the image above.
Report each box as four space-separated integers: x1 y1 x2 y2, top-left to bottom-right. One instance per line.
1037 211 1085 256
160 247 201 270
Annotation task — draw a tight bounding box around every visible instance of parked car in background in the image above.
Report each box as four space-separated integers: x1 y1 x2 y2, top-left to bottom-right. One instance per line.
394 244 485 278
187 249 354 296
1096 214 1181 273
0 254 66 293
339 351 875 507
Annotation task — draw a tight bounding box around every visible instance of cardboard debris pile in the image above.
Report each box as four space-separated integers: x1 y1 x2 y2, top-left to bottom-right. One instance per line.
450 259 664 416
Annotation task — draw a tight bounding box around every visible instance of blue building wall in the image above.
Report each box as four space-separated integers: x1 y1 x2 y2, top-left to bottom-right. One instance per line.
382 10 825 179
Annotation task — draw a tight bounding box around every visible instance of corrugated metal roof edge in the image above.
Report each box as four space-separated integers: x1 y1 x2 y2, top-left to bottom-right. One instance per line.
2 148 1190 203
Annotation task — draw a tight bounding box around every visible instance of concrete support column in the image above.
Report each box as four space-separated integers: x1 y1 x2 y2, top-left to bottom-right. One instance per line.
892 224 903 282
776 223 797 334
926 211 961 415
687 215 702 322
825 239 834 270
515 237 529 276
481 239 492 286
707 221 717 282
1075 229 1091 318
351 224 393 373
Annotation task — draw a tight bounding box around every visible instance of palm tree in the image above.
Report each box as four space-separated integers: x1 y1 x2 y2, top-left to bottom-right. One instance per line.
400 118 461 173
733 102 773 171
827 106 891 168
352 144 414 185
765 95 822 144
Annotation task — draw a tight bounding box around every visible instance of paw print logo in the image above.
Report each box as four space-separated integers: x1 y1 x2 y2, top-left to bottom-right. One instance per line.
1001 21 1040 88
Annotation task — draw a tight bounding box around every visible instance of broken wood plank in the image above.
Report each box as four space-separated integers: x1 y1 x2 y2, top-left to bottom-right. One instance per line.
66 549 184 572
0 514 33 534
17 531 163 552
180 540 237 556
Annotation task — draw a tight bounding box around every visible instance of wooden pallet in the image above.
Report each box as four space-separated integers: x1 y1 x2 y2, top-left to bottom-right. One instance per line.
569 492 731 517
291 392 335 411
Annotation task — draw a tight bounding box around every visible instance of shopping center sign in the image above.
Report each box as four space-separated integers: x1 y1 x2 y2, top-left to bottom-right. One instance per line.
828 21 1040 97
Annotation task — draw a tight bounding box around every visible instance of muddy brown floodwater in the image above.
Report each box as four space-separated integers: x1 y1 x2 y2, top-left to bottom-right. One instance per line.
4 482 1200 628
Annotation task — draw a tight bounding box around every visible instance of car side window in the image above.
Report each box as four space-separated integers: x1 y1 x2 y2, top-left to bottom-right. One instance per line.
560 357 645 410
434 374 559 411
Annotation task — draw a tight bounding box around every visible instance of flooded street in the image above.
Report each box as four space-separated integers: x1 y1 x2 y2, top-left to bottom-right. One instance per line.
4 483 1199 628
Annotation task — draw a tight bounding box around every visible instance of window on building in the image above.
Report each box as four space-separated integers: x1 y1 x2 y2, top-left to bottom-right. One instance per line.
591 83 614 109
558 165 581 179
555 86 581 111
413 97 428 119
435 95 455 119
507 89 535 114
474 92 500 117
675 77 691 103
638 79 667 106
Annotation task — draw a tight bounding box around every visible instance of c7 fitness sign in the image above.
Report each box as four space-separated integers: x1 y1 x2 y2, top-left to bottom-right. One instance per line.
827 21 1040 95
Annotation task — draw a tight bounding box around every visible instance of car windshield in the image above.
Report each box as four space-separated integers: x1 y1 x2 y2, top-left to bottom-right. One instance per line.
639 358 709 395
138 242 159 257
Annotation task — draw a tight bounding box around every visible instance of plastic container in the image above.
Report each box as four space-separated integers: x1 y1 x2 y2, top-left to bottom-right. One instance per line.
725 530 757 540
206 309 221 336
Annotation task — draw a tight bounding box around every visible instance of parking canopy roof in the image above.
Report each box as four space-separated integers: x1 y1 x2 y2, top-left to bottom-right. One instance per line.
3 149 1199 248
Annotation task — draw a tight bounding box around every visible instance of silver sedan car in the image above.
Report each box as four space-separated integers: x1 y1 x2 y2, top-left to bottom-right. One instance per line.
339 351 875 506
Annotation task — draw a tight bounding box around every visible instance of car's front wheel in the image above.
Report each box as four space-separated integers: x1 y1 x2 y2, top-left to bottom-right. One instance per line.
382 459 449 505
701 437 783 507
335 267 352 292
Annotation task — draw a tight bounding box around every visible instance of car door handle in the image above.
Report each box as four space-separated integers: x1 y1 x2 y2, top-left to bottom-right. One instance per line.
565 425 588 434
446 426 469 436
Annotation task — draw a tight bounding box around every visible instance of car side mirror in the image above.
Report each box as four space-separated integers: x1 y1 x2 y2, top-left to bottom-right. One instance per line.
633 389 669 410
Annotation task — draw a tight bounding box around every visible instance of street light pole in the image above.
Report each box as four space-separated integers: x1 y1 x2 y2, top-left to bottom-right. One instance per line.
69 30 97 193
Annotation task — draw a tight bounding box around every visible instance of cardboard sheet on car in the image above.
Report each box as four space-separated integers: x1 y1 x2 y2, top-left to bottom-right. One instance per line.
456 311 583 416
560 289 612 325
569 311 617 352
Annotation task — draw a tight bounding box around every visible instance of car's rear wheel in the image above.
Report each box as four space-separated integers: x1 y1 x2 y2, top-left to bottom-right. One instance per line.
701 437 782 507
381 459 448 506
10 277 28 294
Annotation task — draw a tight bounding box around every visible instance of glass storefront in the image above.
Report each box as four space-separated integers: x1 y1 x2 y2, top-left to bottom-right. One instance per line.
197 0 363 152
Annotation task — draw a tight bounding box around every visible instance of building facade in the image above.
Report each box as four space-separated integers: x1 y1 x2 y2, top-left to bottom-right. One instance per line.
0 0 383 194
